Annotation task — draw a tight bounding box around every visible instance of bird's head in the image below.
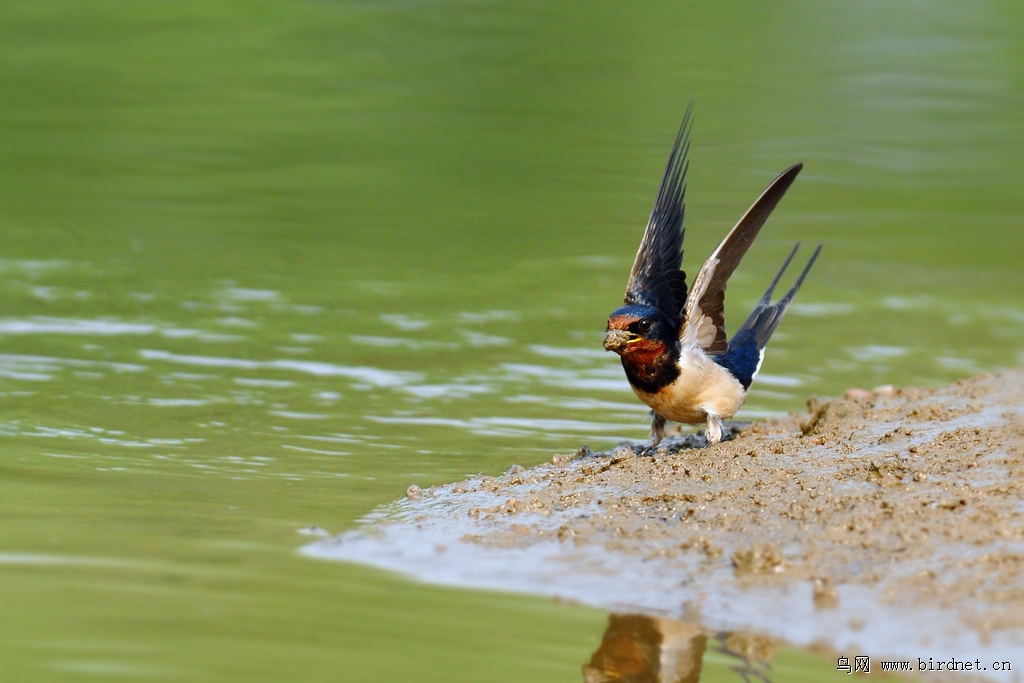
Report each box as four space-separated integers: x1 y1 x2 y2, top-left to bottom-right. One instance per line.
603 305 674 359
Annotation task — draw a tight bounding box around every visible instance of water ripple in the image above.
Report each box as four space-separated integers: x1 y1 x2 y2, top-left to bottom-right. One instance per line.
0 353 146 380
0 317 241 341
139 350 421 387
365 414 640 438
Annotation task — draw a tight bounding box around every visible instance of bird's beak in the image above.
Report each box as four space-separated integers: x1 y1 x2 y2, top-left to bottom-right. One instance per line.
603 329 633 354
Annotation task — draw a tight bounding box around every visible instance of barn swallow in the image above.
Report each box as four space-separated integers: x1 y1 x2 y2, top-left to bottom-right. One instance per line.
603 105 821 447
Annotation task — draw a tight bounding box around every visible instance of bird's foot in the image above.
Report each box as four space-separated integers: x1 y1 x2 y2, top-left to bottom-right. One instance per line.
640 443 663 457
649 412 667 445
704 415 725 446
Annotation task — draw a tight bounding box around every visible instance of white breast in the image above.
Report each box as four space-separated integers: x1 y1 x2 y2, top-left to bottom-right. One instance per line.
632 349 747 425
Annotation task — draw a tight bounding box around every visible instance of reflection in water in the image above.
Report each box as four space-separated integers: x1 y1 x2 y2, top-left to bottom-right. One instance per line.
583 614 773 683
583 614 706 683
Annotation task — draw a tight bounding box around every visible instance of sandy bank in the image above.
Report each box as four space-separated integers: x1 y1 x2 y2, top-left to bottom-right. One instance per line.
305 370 1024 678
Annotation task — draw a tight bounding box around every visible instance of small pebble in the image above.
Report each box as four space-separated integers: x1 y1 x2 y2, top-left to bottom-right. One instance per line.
610 447 636 463
812 577 839 609
844 388 872 400
506 464 525 476
872 384 895 395
732 542 784 575
406 484 423 500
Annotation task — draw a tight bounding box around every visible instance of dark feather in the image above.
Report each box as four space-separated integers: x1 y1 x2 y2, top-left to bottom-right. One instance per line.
624 103 694 326
688 162 803 354
715 242 823 388
739 241 822 349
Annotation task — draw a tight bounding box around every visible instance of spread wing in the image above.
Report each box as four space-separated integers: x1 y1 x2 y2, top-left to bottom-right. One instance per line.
623 103 694 326
679 163 803 353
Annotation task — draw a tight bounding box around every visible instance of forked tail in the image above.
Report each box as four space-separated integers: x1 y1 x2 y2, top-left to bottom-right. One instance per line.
714 243 823 389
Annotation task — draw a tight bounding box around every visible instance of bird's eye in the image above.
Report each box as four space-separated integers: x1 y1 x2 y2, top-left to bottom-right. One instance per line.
636 318 653 333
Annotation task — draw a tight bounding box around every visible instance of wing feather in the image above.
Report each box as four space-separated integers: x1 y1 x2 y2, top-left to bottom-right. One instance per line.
679 162 803 353
623 103 694 324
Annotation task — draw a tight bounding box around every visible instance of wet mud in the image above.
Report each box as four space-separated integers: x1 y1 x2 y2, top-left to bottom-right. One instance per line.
306 370 1024 677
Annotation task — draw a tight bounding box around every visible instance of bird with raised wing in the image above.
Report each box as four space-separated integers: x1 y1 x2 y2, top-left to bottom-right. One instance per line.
603 106 821 448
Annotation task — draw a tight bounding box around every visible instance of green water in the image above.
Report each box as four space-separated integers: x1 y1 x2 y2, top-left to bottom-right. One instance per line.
0 1 1020 680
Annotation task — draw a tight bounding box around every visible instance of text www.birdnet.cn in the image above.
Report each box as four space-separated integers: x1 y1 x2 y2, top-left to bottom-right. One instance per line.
837 655 1014 674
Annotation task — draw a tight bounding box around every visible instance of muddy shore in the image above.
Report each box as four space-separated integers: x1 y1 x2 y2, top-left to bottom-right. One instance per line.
306 370 1024 677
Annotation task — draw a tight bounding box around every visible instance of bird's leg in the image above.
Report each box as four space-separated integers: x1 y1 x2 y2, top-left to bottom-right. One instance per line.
650 412 666 447
705 413 725 446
